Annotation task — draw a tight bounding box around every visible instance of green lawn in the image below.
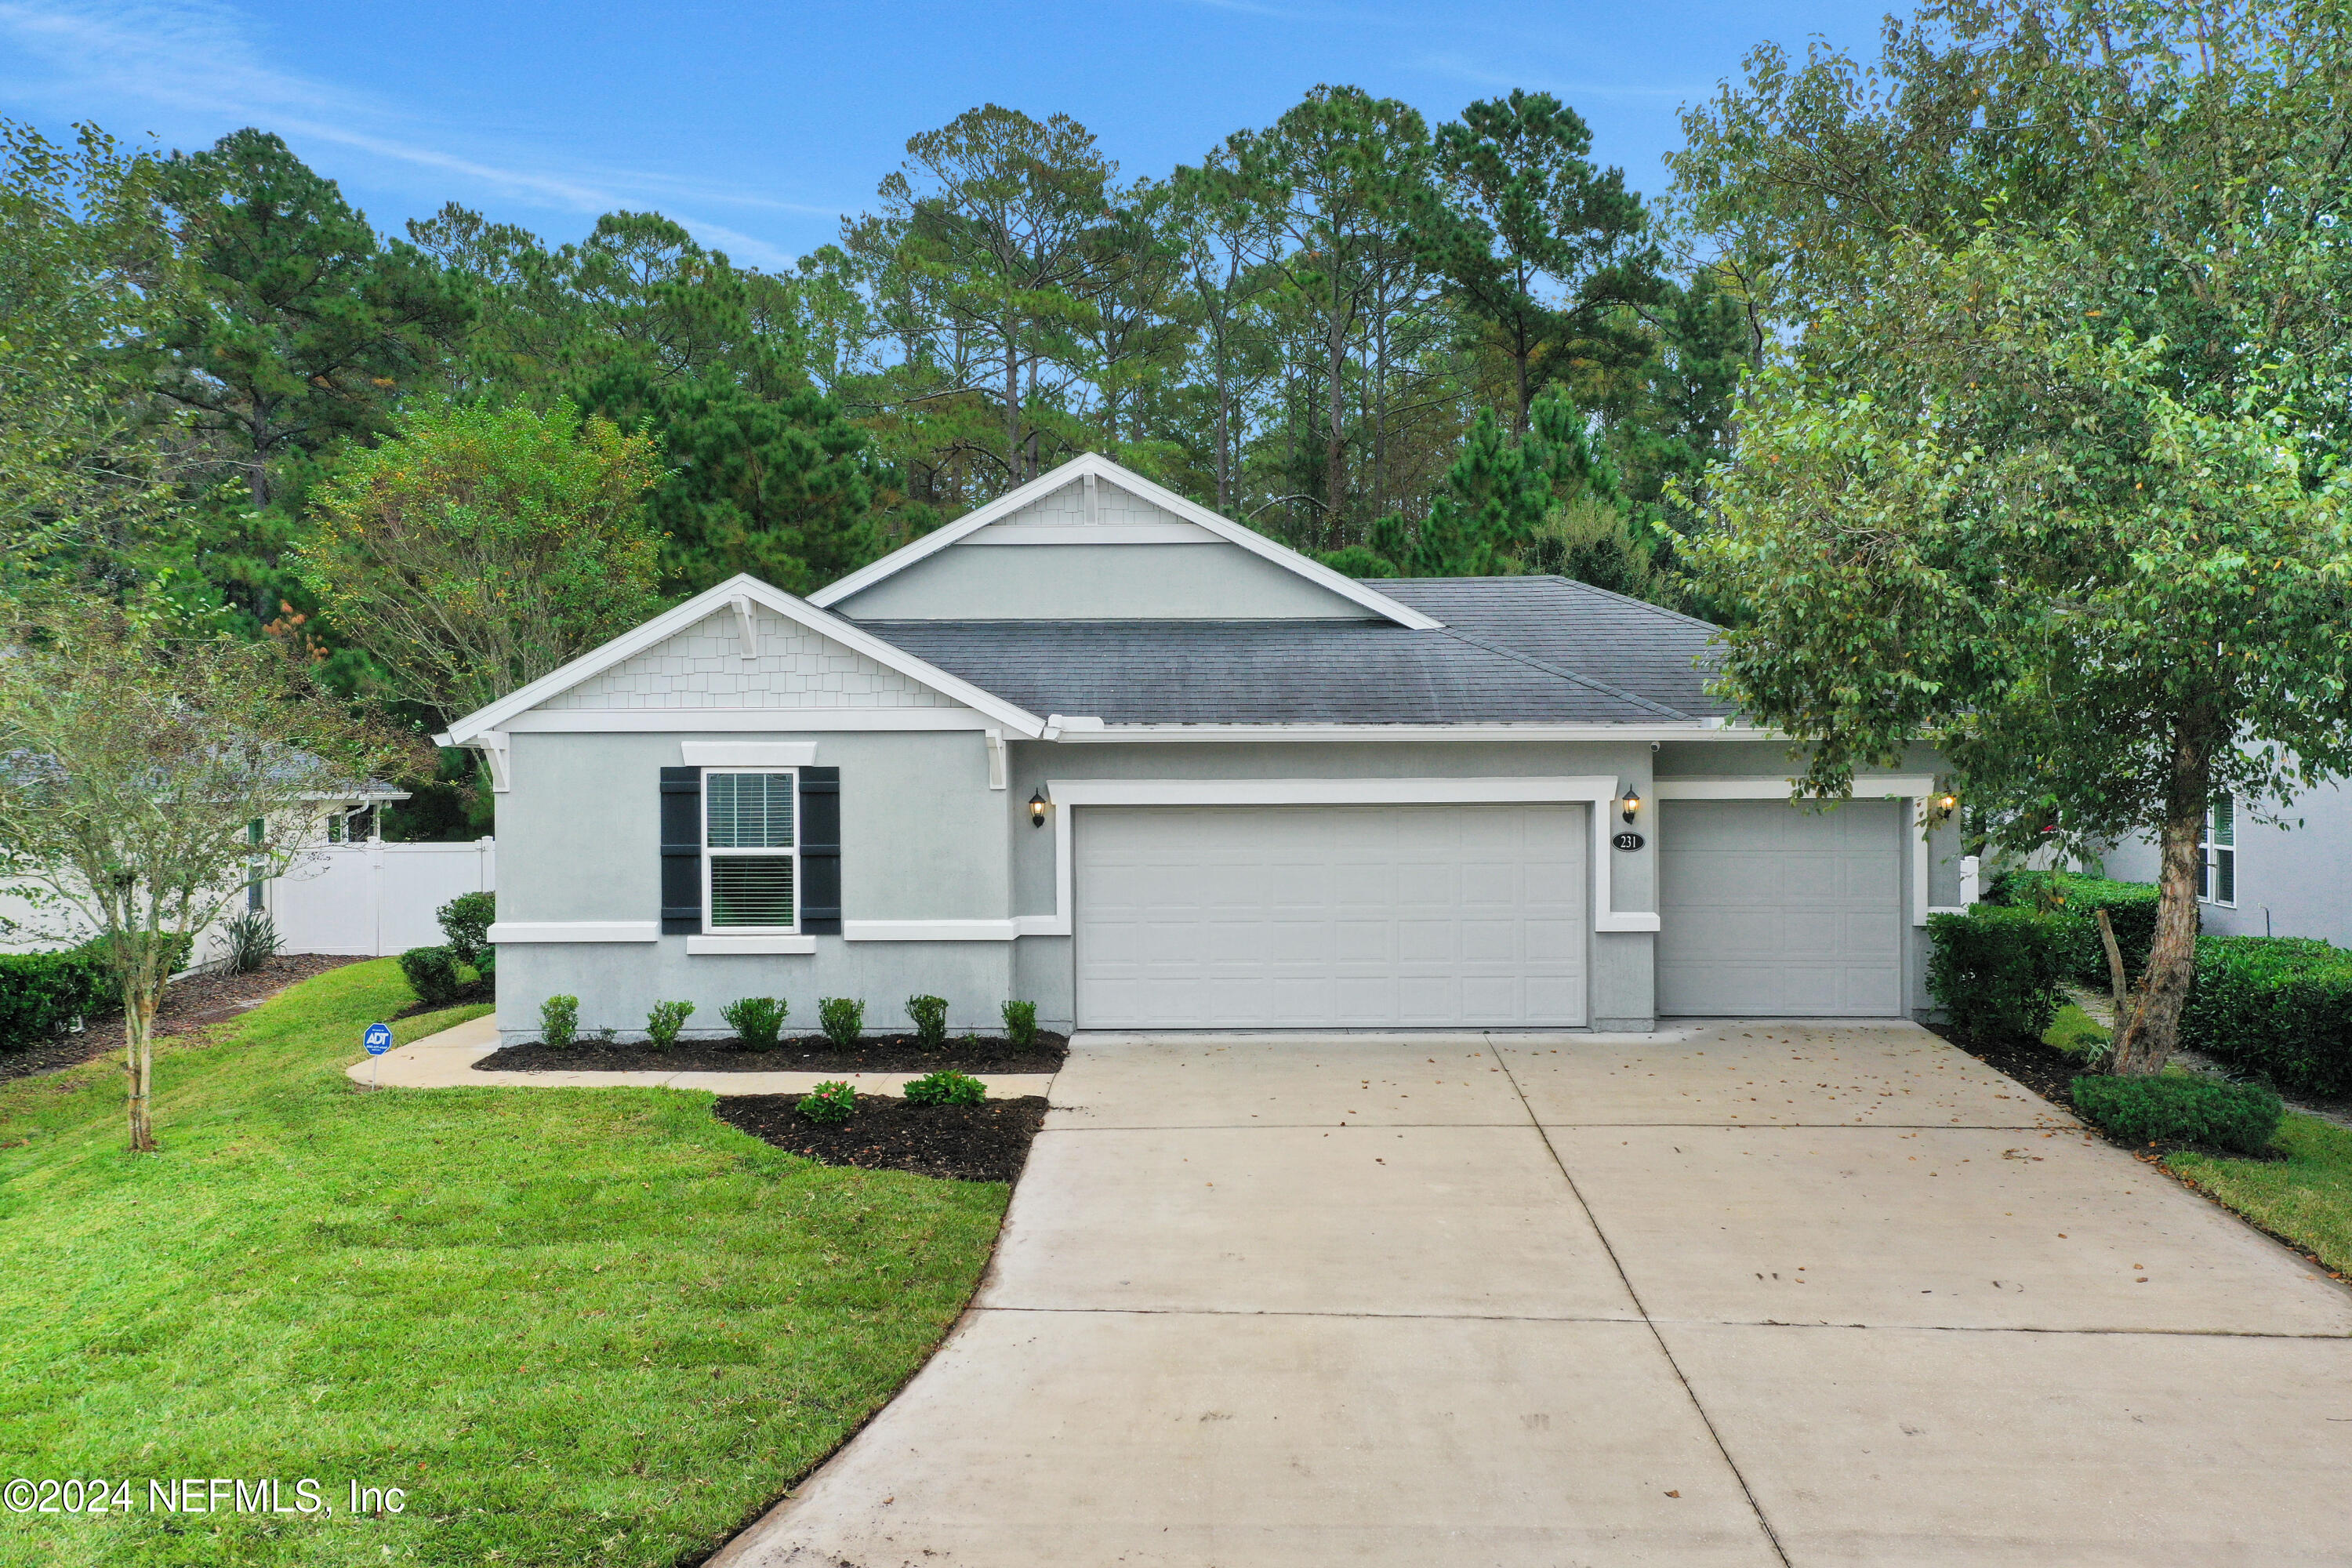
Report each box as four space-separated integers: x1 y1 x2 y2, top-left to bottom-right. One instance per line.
0 960 1007 1567
2170 1113 2352 1278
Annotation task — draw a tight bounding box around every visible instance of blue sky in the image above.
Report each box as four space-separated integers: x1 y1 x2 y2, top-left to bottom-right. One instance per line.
0 0 1895 270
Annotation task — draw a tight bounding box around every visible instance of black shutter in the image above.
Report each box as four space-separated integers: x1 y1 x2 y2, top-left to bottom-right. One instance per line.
659 766 702 934
800 766 840 934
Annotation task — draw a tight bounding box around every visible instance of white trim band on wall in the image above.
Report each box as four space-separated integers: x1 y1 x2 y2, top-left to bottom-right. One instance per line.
504 709 993 733
488 921 659 943
842 920 1019 942
681 742 818 768
1032 776 1660 938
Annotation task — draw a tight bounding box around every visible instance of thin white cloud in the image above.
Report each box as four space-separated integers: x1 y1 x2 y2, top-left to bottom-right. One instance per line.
0 0 843 255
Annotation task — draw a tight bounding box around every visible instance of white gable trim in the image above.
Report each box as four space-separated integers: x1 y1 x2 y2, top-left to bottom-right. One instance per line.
805 452 1445 630
434 575 1049 746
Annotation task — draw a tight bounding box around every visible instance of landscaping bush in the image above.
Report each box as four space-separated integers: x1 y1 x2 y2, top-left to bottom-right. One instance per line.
906 993 949 1050
2070 1073 2283 1156
397 945 466 1008
644 1000 694 1049
0 943 112 1052
217 909 281 976
902 1069 985 1106
1001 999 1038 1050
437 891 495 974
1926 905 2070 1041
539 993 579 1049
723 996 788 1051
818 996 864 1048
797 1080 855 1124
1984 869 2161 986
2181 935 2352 1098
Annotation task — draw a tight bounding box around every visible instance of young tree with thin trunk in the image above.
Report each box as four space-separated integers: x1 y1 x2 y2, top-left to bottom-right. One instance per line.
1680 0 2352 1074
0 604 416 1150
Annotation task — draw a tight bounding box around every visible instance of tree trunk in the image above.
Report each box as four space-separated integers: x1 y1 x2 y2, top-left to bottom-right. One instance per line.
1004 340 1022 488
1512 340 1531 442
1324 324 1348 552
125 981 158 1152
2110 739 2210 1076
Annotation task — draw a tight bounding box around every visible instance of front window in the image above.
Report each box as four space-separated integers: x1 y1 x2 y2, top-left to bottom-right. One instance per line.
705 770 797 931
2200 796 2236 908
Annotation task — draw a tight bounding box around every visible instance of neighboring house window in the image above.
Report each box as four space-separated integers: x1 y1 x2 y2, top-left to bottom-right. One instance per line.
705 770 798 930
2201 795 2237 908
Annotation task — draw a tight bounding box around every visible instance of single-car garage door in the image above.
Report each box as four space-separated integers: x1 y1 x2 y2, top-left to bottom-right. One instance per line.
1657 798 1904 1016
1075 804 1588 1029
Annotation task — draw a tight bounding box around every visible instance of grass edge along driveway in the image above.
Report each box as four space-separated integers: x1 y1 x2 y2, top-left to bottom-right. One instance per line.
0 960 1007 1568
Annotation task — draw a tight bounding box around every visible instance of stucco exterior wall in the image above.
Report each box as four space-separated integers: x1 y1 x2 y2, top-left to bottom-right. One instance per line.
829 542 1377 621
2100 779 2352 947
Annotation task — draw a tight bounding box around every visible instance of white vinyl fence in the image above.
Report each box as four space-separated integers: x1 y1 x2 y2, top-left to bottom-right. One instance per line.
266 839 496 956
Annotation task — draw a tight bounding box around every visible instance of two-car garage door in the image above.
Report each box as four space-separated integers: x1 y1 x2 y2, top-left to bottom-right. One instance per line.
1074 804 1588 1029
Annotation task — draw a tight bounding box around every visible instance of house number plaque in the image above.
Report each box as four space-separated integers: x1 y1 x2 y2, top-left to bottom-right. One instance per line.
1611 831 1646 852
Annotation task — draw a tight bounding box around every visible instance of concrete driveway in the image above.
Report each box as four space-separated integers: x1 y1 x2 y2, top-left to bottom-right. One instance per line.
714 1022 2352 1567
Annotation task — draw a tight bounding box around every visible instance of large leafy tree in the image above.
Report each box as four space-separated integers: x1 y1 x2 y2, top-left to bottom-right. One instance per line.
1419 91 1655 437
1679 0 2352 1073
0 602 416 1151
296 399 662 725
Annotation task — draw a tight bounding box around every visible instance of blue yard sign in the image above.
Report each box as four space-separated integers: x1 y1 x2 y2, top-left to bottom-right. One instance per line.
363 1022 394 1056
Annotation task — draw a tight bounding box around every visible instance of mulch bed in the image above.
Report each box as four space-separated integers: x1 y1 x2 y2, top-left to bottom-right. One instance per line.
0 954 361 1087
713 1094 1049 1182
477 1032 1068 1076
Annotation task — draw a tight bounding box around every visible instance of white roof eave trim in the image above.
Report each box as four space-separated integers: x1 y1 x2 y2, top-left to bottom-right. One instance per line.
434 575 1050 746
804 452 1445 631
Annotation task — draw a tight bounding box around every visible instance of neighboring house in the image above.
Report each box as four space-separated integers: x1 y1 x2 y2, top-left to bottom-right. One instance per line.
437 453 1965 1042
2099 781 2352 947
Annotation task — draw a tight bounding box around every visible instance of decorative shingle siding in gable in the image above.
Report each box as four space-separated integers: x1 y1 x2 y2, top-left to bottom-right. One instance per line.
540 606 960 710
993 477 1211 533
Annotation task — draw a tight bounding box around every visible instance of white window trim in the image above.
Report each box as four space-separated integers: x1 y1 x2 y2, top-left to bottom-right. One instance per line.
1651 775 1962 927
489 921 658 944
703 767 801 936
1029 776 1659 937
2201 798 2238 909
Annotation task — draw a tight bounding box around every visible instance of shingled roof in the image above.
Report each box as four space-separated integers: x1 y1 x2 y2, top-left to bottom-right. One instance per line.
851 578 1729 726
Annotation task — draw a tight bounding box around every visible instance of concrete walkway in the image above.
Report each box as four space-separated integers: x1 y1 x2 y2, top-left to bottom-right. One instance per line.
343 1013 1057 1098
714 1021 2352 1567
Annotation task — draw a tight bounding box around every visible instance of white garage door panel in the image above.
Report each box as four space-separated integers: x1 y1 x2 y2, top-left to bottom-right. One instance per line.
1657 799 1903 1017
1076 804 1588 1029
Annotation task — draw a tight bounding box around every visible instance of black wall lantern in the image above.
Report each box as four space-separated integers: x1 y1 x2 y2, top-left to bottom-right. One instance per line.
1620 786 1642 824
1029 786 1051 828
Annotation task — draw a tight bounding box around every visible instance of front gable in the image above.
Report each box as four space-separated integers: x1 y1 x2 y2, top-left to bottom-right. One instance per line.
811 454 1443 626
542 602 960 713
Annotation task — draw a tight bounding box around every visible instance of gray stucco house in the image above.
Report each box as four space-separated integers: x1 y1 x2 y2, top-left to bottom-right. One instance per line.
2099 780 2352 948
439 453 1965 1042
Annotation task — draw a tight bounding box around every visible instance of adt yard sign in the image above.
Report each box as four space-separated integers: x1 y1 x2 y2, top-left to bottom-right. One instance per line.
363 1022 394 1056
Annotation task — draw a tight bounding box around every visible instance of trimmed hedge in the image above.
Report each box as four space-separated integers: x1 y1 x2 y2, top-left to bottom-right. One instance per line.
398 946 467 1008
2070 1073 2282 1155
1983 869 2162 986
0 932 195 1052
1926 906 2070 1042
0 945 111 1052
2181 935 2352 1099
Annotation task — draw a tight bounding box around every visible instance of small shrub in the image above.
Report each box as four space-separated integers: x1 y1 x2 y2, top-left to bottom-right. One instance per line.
797 1080 855 1124
539 993 579 1050
2071 1073 2283 1156
437 891 496 973
1001 999 1038 1050
1926 906 2069 1042
0 944 112 1052
218 909 281 976
902 1069 985 1106
723 996 788 1051
906 993 949 1050
398 945 466 1008
644 1000 695 1049
2181 935 2352 1098
818 996 864 1048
